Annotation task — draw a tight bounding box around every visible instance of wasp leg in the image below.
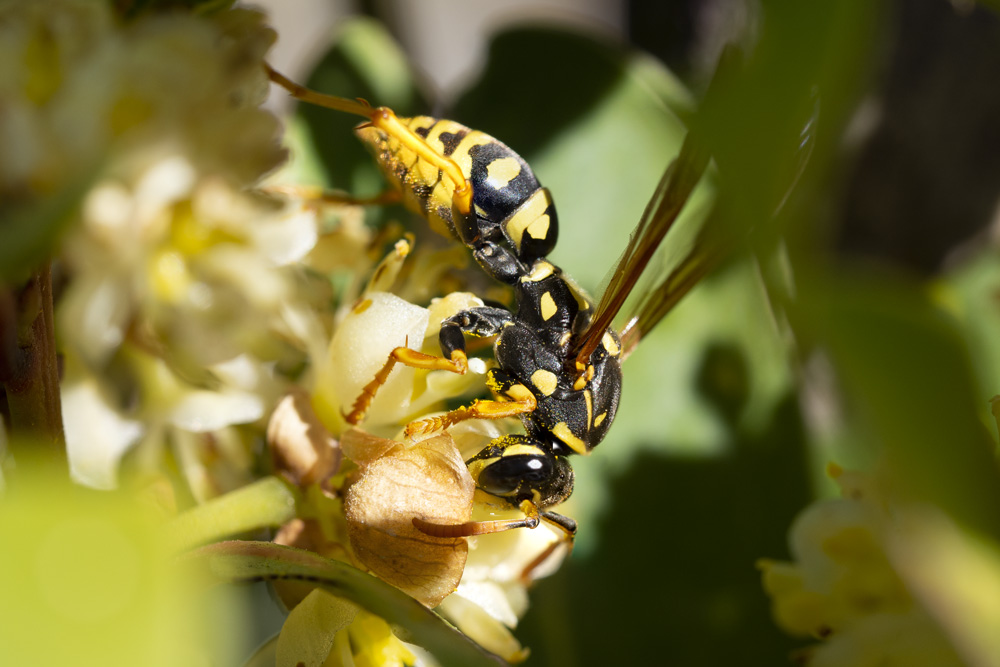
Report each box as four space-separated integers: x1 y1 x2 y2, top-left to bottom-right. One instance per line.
266 65 473 216
344 347 468 425
438 305 513 358
413 499 540 538
519 512 577 584
264 183 402 207
404 369 536 437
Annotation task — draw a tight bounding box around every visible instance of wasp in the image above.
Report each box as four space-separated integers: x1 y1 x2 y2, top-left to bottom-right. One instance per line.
266 50 798 544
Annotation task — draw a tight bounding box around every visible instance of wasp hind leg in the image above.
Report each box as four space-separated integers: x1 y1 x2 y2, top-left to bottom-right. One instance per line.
266 65 473 216
520 512 576 583
265 184 402 208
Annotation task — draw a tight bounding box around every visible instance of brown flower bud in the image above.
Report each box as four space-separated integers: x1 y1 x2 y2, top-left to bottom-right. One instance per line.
343 429 474 607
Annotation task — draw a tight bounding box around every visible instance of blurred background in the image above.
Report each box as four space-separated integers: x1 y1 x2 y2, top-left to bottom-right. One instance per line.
255 0 1000 664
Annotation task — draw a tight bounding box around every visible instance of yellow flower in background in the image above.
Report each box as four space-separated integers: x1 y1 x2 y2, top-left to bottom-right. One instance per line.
759 464 966 666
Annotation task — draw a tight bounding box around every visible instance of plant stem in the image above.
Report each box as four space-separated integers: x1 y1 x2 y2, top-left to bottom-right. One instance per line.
1 263 66 461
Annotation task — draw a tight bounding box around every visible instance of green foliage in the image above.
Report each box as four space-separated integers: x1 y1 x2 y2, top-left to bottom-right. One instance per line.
191 541 504 667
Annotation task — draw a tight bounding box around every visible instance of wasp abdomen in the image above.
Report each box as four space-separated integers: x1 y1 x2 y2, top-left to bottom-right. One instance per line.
357 116 558 262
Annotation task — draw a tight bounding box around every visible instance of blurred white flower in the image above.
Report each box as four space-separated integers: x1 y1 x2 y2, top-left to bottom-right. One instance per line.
759 464 965 666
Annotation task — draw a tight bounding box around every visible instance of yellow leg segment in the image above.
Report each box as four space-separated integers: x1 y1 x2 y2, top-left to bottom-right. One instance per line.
345 348 468 425
266 64 473 216
519 514 576 584
403 389 537 439
264 184 402 208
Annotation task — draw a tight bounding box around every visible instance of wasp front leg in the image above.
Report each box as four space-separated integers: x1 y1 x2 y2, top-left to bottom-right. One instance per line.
345 306 513 425
344 346 468 425
405 368 537 437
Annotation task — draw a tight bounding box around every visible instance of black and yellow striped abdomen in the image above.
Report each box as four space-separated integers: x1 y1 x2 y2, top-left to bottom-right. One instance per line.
356 116 559 262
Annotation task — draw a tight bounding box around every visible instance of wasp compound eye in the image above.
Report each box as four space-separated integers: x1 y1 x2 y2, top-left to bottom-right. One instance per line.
478 454 553 497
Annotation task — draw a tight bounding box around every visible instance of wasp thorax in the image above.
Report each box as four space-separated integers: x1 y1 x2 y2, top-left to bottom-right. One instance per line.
468 435 575 508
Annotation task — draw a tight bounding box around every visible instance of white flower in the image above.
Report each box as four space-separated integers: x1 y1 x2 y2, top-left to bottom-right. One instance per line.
759 464 965 666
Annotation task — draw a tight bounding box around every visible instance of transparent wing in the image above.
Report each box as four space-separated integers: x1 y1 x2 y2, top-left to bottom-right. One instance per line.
570 133 710 365
572 51 820 365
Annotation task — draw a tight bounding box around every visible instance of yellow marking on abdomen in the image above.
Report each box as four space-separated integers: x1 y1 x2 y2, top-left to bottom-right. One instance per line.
503 188 553 250
552 422 587 455
451 131 493 175
530 369 558 396
424 118 468 155
540 292 557 321
485 156 522 190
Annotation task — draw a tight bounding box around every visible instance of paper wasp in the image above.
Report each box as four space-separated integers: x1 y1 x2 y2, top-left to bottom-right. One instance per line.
267 46 809 543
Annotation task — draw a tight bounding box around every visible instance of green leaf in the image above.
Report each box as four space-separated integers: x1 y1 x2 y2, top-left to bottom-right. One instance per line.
0 461 244 666
190 540 505 667
244 634 278 667
796 267 1000 539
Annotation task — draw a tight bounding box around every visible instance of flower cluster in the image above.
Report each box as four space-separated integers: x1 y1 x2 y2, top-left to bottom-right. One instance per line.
758 464 965 666
4 1 571 662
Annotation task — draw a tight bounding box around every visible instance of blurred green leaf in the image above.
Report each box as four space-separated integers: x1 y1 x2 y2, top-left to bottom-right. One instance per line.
796 267 1000 539
0 461 243 666
942 249 1000 407
244 634 278 667
894 511 1000 666
0 175 91 283
520 390 810 665
191 540 505 667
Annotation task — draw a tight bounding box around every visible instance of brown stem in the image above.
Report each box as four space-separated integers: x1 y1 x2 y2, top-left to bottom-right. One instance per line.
2 263 66 460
